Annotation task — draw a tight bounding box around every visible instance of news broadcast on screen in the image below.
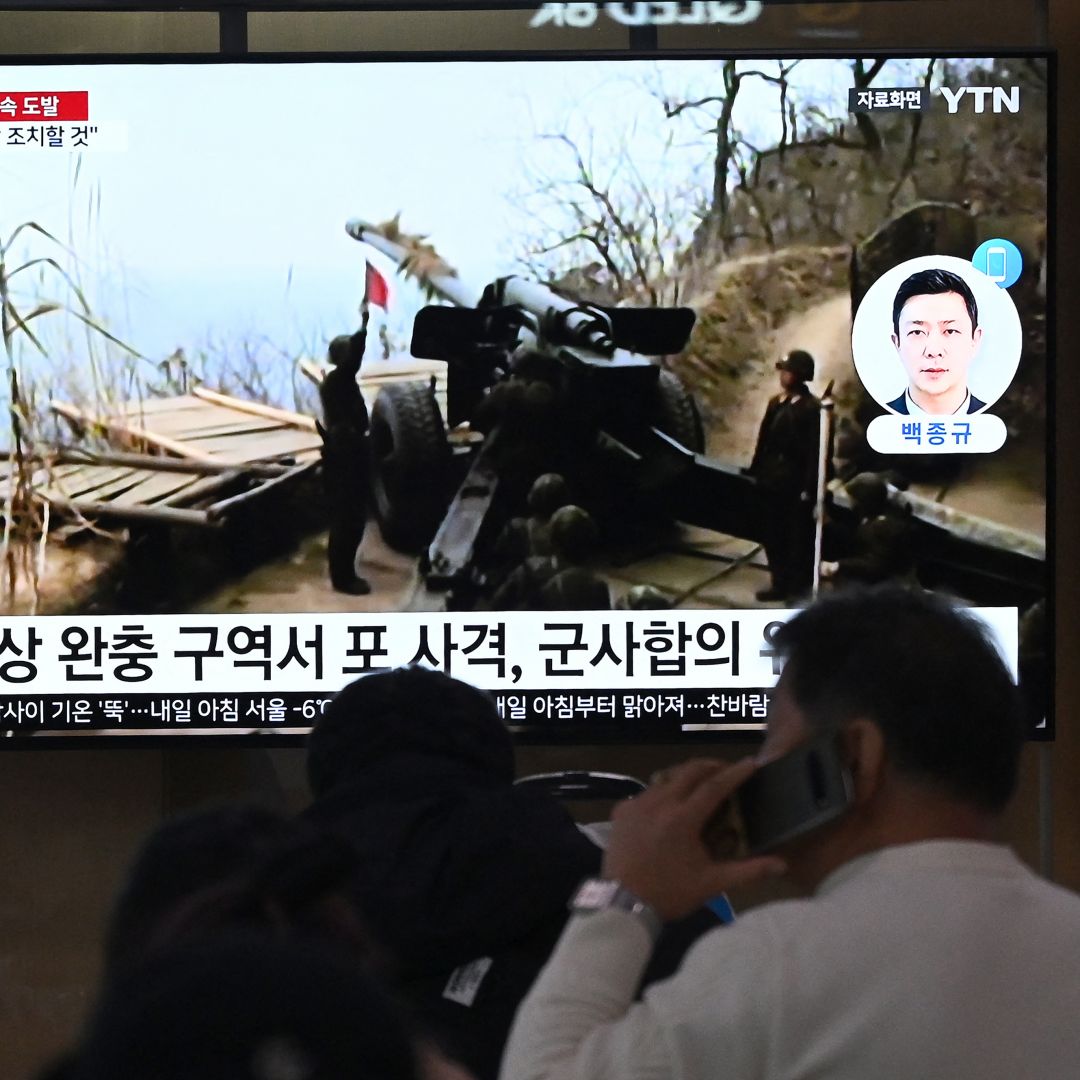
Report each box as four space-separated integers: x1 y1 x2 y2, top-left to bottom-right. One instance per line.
0 44 1049 741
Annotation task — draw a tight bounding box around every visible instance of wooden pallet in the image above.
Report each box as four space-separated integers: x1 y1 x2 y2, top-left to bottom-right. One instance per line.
4 387 325 528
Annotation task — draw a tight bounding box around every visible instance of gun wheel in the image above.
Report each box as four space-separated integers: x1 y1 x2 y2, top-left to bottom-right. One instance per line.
369 380 451 553
654 369 705 454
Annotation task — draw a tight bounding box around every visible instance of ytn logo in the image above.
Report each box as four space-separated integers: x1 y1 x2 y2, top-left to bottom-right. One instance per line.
529 2 763 29
938 86 1021 114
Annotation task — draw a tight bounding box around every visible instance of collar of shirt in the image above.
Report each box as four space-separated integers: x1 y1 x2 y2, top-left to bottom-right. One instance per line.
815 839 1022 898
904 388 970 417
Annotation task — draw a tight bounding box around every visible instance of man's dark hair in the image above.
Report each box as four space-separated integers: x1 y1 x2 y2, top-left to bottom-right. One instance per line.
774 587 1024 813
892 268 979 338
307 666 515 799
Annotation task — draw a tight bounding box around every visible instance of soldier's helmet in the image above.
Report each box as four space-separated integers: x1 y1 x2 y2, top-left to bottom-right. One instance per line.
618 584 672 610
548 505 599 564
328 336 353 368
776 349 815 382
527 473 571 519
509 347 560 385
845 472 889 518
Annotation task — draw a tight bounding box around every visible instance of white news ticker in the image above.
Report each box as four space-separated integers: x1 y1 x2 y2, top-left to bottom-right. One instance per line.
0 607 1019 697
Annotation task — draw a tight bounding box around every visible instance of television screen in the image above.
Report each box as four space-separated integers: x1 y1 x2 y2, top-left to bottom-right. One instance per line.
0 51 1049 742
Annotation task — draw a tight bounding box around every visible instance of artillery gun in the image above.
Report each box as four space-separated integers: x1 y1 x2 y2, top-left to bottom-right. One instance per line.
345 218 757 600
343 217 1044 609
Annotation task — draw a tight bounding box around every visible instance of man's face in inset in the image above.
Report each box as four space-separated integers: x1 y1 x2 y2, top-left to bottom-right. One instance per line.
891 291 983 405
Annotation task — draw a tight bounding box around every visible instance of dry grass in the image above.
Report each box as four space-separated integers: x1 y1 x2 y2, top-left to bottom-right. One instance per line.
1 211 323 613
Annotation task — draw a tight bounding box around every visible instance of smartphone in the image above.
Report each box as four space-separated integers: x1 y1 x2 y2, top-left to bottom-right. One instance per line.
986 245 1008 283
733 735 854 855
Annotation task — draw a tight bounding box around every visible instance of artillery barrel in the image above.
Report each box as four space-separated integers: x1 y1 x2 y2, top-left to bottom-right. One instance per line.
499 276 614 355
345 219 477 309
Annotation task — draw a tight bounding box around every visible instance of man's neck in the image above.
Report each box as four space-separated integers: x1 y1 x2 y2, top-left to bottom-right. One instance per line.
908 384 969 415
786 786 999 894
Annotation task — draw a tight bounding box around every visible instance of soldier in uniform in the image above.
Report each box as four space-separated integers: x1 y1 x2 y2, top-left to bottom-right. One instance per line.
749 349 822 602
318 311 371 595
492 473 572 568
820 472 920 588
492 505 610 611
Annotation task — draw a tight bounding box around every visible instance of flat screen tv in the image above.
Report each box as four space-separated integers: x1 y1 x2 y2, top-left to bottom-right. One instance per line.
0 49 1051 743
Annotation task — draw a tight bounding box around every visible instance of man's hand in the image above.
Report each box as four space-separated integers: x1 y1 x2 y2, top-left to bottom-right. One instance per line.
602 759 786 922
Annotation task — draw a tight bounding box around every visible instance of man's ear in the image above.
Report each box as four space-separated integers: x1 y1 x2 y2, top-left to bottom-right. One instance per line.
839 719 886 805
972 325 984 349
891 333 900 351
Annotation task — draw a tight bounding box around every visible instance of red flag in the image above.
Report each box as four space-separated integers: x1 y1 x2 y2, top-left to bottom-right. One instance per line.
364 261 390 310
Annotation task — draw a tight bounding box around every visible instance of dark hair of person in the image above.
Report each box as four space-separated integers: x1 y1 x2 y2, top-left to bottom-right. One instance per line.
774 587 1024 813
105 805 288 977
71 932 422 1080
307 666 515 799
891 268 979 338
104 805 371 981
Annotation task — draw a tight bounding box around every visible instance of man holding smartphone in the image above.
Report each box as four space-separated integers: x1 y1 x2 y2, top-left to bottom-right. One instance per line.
501 588 1080 1080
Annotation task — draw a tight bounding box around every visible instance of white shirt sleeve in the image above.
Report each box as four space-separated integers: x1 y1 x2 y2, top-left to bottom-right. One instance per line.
499 908 667 1080
500 907 780 1080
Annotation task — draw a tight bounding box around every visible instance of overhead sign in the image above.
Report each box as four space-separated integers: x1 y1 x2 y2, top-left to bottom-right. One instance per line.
529 2 764 28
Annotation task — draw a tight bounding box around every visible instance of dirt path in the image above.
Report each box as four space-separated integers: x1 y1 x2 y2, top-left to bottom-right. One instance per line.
195 525 426 615
706 292 854 464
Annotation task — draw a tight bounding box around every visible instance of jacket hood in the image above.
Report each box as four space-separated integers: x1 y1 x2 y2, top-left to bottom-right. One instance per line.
304 752 601 975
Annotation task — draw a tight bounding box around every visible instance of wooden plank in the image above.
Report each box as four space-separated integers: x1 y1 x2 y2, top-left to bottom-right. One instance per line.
194 429 324 460
160 470 253 508
43 493 220 528
39 466 142 500
123 406 231 436
109 472 206 507
207 461 318 520
51 401 220 464
55 448 290 479
71 471 151 502
32 465 123 498
111 394 206 416
192 386 318 432
179 420 288 441
27 463 87 487
359 359 447 380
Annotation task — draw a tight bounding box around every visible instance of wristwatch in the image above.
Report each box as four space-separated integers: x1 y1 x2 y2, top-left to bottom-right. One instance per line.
569 878 663 944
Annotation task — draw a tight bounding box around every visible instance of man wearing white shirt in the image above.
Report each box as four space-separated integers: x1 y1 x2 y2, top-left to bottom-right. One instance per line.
501 588 1080 1080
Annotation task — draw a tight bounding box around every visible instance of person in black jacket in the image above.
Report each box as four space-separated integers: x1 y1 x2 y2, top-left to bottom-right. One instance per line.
749 349 822 601
304 667 717 1080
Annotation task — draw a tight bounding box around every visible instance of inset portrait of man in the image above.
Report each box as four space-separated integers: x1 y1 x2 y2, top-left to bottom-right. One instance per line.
851 254 1023 424
888 268 985 416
